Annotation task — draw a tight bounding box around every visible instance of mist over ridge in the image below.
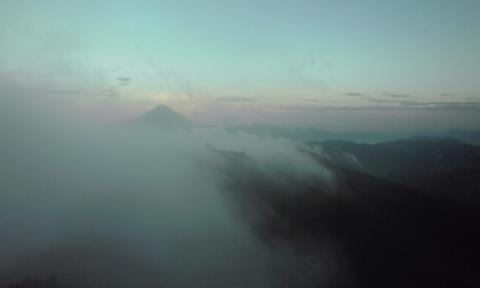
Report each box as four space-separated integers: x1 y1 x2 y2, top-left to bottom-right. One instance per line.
2 1 480 286
0 96 338 288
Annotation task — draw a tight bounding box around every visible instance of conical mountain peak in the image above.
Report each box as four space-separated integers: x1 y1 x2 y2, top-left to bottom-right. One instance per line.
127 105 194 129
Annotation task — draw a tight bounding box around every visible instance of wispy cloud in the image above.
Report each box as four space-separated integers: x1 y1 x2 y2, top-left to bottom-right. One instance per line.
116 77 132 86
262 98 480 114
342 91 479 110
149 63 194 99
210 96 260 103
441 93 456 97
383 92 412 98
41 88 120 98
288 53 330 90
344 92 365 97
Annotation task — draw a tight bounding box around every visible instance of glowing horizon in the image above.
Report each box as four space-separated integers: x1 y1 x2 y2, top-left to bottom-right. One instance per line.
1 0 479 131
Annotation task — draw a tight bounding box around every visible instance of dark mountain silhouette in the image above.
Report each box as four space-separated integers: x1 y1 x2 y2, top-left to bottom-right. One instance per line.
316 137 480 203
0 239 160 288
317 137 480 175
124 105 195 130
227 125 403 143
211 146 480 288
3 275 60 288
424 129 480 146
228 125 480 146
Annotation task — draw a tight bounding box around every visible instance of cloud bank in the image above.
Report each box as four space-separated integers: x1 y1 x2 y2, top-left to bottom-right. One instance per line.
0 96 334 288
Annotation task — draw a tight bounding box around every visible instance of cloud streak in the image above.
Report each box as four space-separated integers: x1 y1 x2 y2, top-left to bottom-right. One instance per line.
383 92 412 98
116 77 132 86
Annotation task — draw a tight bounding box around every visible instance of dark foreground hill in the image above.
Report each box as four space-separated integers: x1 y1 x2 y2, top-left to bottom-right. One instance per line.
2 135 480 288
208 147 480 288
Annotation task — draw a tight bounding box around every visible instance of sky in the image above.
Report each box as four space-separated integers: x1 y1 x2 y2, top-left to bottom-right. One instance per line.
0 0 479 131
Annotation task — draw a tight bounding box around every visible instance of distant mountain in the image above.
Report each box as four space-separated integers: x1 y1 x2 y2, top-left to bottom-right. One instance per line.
228 125 480 146
315 137 480 203
430 129 480 146
227 125 406 144
317 137 480 176
124 105 195 130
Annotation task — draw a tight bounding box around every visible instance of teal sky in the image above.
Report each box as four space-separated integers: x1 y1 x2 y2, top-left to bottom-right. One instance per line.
1 0 479 130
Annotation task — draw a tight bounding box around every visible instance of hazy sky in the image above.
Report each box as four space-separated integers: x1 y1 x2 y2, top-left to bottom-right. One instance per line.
1 0 479 130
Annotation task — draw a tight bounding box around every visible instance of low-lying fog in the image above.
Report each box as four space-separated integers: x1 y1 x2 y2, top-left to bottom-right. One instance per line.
0 96 337 288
